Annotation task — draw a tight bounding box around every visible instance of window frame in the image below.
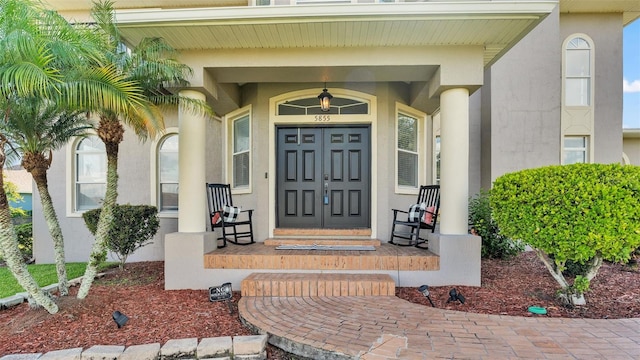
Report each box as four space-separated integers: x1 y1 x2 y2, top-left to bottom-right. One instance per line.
150 129 179 217
225 105 252 194
563 136 589 164
68 134 107 215
395 102 427 194
563 35 594 108
561 34 595 164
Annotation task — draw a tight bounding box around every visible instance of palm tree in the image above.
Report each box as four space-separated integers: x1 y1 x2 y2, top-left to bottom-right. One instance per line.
0 0 148 313
76 1 211 299
3 96 92 296
0 118 58 313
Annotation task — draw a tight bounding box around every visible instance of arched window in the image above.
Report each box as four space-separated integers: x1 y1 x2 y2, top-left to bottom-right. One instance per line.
74 135 106 211
158 134 179 211
564 36 592 106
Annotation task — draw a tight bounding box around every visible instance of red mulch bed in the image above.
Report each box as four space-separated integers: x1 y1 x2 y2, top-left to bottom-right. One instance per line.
0 251 638 358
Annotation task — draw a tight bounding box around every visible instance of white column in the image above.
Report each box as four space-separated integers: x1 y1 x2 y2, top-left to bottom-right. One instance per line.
178 89 207 232
439 88 469 235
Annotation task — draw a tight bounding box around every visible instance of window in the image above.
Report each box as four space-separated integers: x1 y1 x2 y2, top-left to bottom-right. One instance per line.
565 37 592 106
227 106 252 191
75 135 106 211
434 136 441 185
564 136 589 164
277 96 368 115
397 113 418 187
158 134 179 211
396 103 426 191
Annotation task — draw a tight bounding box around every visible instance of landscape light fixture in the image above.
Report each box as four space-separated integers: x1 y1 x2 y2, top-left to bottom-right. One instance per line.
318 83 333 112
447 288 465 304
112 310 129 328
418 284 435 307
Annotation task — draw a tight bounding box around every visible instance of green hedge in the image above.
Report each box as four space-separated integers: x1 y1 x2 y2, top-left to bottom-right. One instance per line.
469 190 523 259
83 204 159 269
490 163 640 300
491 163 640 265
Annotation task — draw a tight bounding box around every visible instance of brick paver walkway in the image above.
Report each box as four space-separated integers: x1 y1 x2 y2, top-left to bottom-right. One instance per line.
239 296 640 359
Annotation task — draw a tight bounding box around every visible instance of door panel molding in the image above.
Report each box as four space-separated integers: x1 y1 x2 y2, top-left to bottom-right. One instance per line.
277 126 370 229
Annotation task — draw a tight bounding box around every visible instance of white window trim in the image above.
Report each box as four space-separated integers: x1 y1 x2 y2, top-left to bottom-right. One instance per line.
562 135 589 165
150 128 179 218
66 132 104 217
432 110 441 185
395 102 427 194
561 33 595 163
225 105 252 194
562 34 594 109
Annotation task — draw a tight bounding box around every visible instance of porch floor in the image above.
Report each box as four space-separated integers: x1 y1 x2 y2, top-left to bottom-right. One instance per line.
204 240 439 271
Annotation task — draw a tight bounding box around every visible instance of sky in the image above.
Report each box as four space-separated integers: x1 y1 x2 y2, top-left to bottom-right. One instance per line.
624 19 640 128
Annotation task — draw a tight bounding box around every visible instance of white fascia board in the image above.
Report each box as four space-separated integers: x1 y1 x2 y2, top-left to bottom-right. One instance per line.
115 1 558 25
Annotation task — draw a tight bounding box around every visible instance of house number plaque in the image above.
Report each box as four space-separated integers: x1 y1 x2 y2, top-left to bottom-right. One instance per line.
314 115 331 122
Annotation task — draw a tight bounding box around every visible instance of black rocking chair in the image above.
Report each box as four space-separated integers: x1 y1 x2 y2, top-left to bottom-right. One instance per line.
206 183 255 248
389 185 440 249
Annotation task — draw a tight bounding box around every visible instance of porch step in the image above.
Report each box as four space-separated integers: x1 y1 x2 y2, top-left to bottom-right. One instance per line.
241 273 395 297
264 238 380 247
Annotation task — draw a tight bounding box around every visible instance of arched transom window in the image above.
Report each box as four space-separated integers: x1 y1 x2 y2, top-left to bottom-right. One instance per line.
278 96 369 115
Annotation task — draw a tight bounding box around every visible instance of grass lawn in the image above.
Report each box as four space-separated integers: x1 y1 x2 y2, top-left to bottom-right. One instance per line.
0 263 87 298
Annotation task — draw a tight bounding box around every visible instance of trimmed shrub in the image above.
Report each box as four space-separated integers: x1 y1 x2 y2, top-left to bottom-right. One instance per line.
490 163 640 304
468 190 523 259
14 222 33 261
83 205 160 269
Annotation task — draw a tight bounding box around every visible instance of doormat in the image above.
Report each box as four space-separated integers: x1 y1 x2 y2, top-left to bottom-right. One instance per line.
275 244 376 251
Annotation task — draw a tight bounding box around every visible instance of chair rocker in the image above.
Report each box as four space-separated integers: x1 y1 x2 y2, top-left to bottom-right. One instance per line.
389 185 440 249
206 183 255 248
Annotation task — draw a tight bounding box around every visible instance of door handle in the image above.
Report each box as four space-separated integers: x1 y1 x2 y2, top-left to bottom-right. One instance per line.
324 181 329 205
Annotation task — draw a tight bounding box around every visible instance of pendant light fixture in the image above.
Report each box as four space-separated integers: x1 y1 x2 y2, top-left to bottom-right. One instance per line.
318 83 333 112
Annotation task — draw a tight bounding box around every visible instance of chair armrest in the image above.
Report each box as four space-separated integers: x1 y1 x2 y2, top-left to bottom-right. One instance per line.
391 208 409 214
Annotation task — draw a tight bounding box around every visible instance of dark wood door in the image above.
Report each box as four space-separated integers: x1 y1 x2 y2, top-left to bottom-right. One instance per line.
277 126 370 229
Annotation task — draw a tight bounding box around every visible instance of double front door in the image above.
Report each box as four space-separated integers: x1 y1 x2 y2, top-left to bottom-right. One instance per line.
276 126 371 229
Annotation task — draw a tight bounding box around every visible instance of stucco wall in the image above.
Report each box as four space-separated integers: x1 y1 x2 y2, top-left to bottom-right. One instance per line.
33 108 224 264
560 13 624 164
480 9 625 188
483 7 562 183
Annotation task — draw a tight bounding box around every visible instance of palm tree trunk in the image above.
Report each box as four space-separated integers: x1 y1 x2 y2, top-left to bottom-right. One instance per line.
0 169 58 313
33 173 69 296
77 141 119 299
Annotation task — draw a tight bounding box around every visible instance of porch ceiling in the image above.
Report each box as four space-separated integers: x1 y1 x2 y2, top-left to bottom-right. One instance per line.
114 1 557 69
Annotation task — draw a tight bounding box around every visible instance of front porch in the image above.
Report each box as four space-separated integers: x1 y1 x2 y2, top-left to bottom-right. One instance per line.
164 232 481 291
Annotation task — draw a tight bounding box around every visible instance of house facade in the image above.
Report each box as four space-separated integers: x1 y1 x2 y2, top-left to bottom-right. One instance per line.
35 0 639 288
624 129 640 165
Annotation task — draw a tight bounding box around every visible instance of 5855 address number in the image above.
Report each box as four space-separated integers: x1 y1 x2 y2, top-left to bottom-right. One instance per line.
314 115 331 122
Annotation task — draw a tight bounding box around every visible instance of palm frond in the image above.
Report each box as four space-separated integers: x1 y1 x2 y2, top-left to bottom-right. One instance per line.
123 102 166 141
0 61 62 99
90 0 121 51
151 95 214 118
0 97 92 155
58 64 147 114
